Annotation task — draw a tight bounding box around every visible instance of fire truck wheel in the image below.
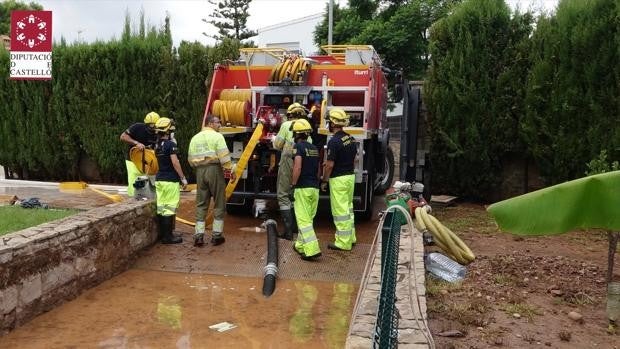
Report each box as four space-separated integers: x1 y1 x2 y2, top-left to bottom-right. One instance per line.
374 146 395 195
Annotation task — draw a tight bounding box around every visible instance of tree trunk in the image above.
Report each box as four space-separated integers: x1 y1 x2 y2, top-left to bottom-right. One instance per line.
608 231 620 283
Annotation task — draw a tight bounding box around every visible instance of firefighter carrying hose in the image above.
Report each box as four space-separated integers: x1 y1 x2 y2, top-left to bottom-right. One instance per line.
154 117 187 244
188 115 235 247
274 103 312 240
120 111 160 197
322 108 358 251
291 119 321 261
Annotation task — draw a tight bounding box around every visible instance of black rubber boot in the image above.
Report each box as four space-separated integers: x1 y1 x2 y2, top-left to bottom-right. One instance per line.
161 216 182 244
210 235 226 246
170 214 183 239
157 214 165 241
194 234 205 247
279 209 295 241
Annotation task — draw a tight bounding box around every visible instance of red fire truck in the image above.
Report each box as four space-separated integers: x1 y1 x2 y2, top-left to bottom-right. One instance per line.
202 45 395 219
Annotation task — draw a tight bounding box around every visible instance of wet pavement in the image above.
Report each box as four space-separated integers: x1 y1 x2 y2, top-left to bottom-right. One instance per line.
0 180 386 348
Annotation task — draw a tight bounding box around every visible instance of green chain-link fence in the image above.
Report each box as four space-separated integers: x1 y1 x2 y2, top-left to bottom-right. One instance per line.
373 210 402 348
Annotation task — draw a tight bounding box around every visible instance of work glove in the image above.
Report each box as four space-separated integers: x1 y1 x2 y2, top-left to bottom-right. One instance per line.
180 177 188 190
320 181 328 192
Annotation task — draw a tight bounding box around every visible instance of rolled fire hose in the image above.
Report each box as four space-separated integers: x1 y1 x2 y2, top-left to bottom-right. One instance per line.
414 207 476 265
129 147 158 175
262 219 279 297
211 89 251 126
269 56 309 83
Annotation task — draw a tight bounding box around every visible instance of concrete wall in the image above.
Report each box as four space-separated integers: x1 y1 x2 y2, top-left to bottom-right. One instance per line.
0 201 157 334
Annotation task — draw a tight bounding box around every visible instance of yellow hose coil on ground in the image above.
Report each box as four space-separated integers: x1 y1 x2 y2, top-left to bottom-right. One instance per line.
415 207 476 265
211 89 251 126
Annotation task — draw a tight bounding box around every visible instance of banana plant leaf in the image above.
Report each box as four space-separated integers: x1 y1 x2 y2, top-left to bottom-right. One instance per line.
487 171 620 235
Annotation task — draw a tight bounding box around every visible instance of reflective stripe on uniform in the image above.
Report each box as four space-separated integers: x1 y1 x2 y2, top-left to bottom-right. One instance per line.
213 219 224 233
188 128 232 168
333 214 349 222
195 220 205 236
336 229 352 237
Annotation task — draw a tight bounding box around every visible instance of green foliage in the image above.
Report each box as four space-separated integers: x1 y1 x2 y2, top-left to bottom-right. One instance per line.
424 0 535 199
0 15 237 184
204 0 257 42
0 206 78 236
313 0 459 78
522 0 620 184
585 150 620 176
0 0 43 35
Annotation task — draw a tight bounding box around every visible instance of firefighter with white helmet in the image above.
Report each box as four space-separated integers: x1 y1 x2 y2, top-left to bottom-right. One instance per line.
322 108 358 251
120 111 160 196
273 103 312 240
188 115 235 247
290 118 321 260
154 117 187 244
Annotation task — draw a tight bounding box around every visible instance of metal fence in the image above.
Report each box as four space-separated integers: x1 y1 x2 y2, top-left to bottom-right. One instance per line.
373 210 402 348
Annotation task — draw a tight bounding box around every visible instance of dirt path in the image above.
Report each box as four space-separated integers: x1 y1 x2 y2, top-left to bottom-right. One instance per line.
427 203 619 349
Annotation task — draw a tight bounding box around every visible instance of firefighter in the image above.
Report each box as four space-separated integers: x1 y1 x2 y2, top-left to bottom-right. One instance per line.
120 111 160 197
291 119 321 260
322 108 358 251
154 117 187 244
188 115 235 247
273 103 312 240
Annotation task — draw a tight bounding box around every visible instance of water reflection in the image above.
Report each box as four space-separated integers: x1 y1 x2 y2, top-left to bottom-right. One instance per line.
0 270 357 349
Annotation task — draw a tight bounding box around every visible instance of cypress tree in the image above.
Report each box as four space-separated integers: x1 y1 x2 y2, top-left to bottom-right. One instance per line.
523 0 620 184
425 0 534 199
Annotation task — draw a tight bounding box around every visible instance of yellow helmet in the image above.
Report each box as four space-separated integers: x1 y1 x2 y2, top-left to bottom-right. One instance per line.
144 111 160 125
286 103 307 118
155 117 173 133
291 119 312 134
328 108 349 127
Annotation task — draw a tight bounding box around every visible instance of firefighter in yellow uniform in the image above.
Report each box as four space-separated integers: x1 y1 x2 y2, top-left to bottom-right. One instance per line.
291 119 321 260
120 111 160 197
273 103 312 240
154 117 187 244
322 108 358 251
188 115 235 247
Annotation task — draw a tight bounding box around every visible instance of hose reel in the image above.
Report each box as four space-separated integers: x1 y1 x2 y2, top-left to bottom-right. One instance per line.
211 89 252 126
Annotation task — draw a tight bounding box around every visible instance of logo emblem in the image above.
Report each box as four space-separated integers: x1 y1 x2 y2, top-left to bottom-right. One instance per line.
11 11 52 51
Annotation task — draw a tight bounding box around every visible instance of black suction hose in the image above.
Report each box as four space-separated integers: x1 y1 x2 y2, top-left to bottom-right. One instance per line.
262 219 279 297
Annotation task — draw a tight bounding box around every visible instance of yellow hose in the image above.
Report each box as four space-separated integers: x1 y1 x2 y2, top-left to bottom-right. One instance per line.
211 89 251 126
269 56 308 84
415 207 476 265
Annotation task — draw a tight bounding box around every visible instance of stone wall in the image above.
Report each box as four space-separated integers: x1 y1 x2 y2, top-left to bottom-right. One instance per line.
0 201 157 334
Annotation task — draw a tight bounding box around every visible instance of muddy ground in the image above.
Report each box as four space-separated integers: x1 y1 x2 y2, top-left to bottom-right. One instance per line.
427 203 619 349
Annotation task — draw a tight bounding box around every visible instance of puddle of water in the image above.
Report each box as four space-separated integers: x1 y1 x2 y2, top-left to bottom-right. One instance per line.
0 269 358 349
